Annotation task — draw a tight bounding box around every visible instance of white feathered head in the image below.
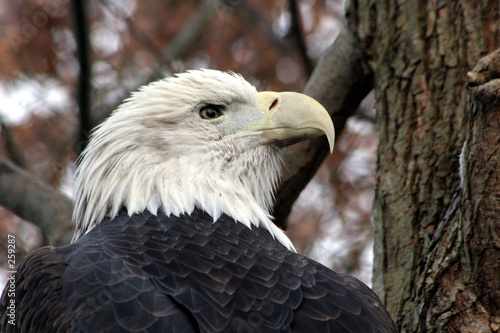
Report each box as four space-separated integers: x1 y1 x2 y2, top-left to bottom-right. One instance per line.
73 69 334 250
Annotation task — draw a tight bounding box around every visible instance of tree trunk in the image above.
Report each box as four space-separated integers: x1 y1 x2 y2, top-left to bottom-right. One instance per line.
346 0 500 331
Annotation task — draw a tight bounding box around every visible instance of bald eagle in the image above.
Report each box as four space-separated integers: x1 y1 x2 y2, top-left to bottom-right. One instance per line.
0 70 396 332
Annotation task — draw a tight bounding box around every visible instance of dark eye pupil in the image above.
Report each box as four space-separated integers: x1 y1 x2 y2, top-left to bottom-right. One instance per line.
200 105 222 119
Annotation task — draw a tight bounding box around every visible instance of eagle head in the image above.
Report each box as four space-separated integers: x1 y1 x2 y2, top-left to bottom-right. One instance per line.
72 69 334 250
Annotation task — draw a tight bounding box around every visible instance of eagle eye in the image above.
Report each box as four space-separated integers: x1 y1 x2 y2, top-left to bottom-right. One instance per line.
199 105 223 119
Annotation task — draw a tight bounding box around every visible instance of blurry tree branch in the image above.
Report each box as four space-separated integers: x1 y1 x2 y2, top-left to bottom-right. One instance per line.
273 27 374 229
72 0 92 153
98 0 164 60
0 155 73 246
92 0 221 127
146 0 221 82
0 120 25 167
287 0 313 75
233 0 289 52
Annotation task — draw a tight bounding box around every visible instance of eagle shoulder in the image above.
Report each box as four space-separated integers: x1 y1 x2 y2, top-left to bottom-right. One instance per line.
1 210 396 332
0 246 71 333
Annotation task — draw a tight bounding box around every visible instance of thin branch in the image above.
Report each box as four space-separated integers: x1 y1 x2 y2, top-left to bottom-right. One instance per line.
0 120 25 167
0 155 73 246
92 0 221 127
146 0 221 82
231 0 289 52
273 27 374 229
98 0 165 60
72 0 92 153
288 0 314 75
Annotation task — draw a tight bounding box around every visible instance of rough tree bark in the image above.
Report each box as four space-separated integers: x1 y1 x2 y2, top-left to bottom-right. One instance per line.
346 0 500 331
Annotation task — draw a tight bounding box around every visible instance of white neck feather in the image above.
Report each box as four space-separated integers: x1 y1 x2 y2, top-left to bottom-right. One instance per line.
72 121 295 251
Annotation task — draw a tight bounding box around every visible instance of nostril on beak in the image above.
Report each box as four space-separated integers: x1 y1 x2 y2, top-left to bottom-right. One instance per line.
269 98 279 112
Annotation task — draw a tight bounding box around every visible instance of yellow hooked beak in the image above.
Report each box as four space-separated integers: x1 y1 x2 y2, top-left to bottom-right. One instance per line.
250 91 335 152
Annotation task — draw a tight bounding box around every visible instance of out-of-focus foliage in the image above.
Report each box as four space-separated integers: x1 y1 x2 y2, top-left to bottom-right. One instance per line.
0 0 377 286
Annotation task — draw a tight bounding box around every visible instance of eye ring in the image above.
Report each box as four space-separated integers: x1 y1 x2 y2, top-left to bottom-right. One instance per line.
199 105 223 119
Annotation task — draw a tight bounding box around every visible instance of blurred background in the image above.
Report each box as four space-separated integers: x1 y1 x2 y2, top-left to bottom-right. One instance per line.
0 0 377 289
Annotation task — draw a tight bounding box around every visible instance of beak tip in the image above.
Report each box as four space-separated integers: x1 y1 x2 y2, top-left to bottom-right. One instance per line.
326 131 335 153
